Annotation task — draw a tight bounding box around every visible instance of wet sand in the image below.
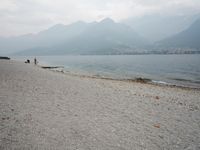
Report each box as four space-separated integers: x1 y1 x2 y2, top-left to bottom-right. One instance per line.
0 60 200 149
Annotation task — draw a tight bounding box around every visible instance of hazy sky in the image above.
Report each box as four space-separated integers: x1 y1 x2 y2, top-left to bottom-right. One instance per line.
0 0 200 37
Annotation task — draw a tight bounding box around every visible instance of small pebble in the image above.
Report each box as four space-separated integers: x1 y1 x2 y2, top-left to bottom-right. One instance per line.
153 124 160 128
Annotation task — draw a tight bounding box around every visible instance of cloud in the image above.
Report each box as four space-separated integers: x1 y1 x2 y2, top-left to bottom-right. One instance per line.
0 0 200 37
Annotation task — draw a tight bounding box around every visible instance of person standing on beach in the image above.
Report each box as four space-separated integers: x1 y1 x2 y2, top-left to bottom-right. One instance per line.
34 57 38 65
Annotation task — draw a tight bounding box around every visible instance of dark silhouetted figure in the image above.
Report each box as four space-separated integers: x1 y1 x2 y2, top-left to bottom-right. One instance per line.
34 58 38 65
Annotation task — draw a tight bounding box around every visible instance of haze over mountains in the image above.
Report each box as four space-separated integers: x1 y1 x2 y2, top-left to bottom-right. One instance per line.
0 21 90 55
157 18 200 49
0 15 200 55
123 14 200 42
1 18 148 55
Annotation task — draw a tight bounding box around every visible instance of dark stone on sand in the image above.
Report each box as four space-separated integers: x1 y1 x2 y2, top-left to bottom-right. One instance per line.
135 77 151 83
41 66 63 69
0 56 10 60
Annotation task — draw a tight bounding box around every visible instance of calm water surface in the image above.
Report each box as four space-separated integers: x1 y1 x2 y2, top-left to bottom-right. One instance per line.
14 55 200 88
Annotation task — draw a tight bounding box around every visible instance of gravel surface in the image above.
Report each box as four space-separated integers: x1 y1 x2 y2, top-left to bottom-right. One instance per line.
0 60 200 150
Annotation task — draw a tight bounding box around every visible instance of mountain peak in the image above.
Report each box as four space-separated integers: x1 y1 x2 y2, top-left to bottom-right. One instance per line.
100 18 115 24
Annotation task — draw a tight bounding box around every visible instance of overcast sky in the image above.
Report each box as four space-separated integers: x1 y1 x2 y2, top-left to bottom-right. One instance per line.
0 0 200 37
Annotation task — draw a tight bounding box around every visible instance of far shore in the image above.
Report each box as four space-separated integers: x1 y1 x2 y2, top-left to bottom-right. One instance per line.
0 59 200 149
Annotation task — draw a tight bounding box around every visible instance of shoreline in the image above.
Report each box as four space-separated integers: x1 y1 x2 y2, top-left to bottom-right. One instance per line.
6 58 200 90
40 64 200 90
12 55 200 89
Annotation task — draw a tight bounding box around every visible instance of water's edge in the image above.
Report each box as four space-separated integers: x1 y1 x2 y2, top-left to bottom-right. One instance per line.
13 55 200 89
41 66 200 90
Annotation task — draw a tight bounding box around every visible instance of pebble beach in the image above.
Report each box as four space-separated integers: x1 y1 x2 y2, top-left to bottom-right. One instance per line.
0 60 200 149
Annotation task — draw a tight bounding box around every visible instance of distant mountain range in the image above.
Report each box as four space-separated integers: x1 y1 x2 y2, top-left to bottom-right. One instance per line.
0 18 148 55
0 17 200 55
156 18 200 48
0 21 90 55
20 18 148 55
151 18 200 54
123 14 200 42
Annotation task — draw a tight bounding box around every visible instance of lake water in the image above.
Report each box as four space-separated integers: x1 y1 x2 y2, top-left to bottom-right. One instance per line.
14 55 200 88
